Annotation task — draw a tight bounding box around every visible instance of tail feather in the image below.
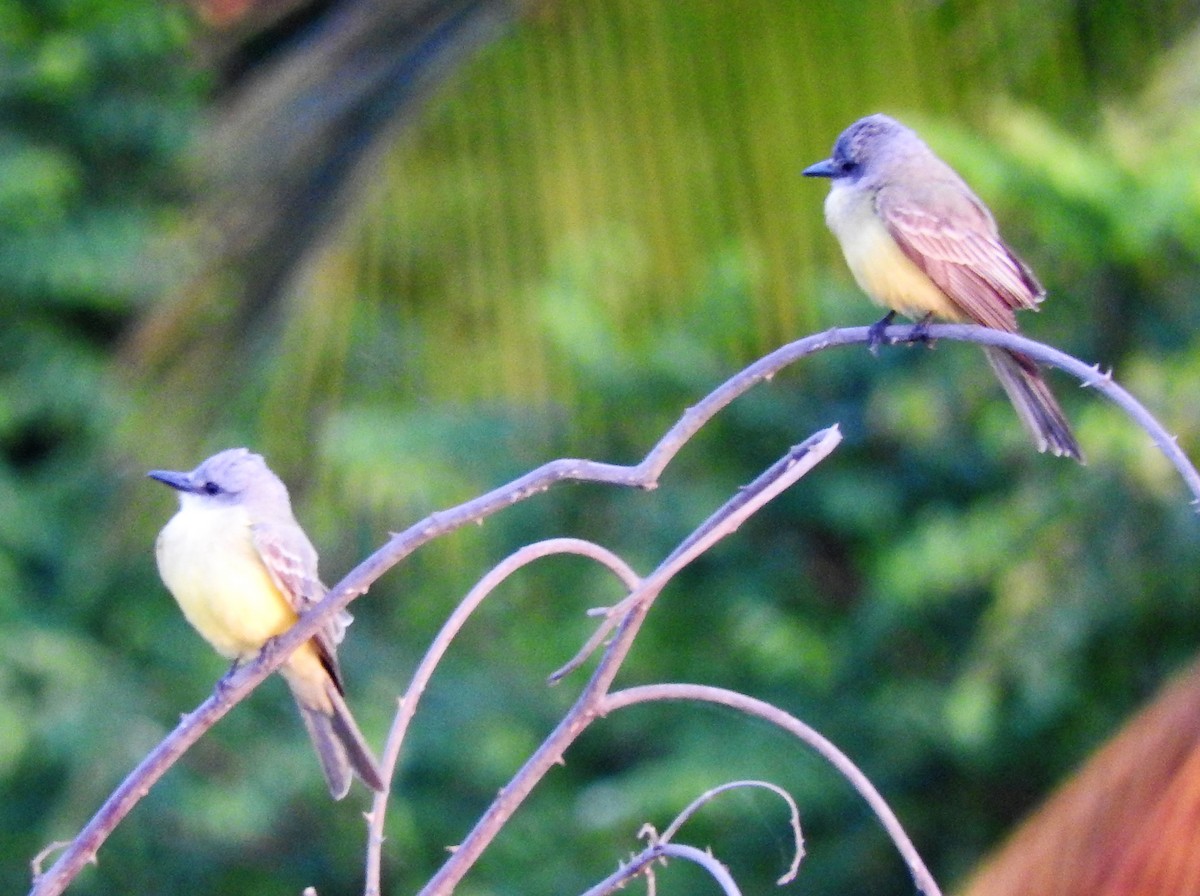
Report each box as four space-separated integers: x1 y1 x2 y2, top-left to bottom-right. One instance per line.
298 704 353 800
984 346 1083 462
294 681 385 800
325 683 385 793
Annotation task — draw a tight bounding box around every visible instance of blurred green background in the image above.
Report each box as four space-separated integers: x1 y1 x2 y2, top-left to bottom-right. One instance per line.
5 1 1200 894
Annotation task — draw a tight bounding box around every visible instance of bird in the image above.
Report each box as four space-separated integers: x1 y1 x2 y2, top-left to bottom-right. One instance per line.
149 447 384 799
803 113 1082 461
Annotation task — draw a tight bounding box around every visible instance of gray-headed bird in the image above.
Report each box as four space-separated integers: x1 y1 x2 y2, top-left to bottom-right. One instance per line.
804 113 1082 461
150 448 384 798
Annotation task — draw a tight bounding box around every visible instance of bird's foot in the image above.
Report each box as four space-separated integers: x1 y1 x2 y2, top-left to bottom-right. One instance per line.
909 313 935 347
214 659 244 698
867 311 896 355
257 635 282 665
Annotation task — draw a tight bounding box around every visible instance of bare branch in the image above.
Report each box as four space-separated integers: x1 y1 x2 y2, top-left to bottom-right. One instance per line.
548 608 627 685
416 430 842 896
577 841 743 896
601 683 943 896
870 323 1200 500
655 780 804 885
32 322 1190 895
553 427 843 684
28 674 265 896
578 779 804 894
363 538 640 896
654 430 842 585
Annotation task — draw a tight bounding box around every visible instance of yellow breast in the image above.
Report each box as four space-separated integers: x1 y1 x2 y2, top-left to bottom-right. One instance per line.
155 502 298 660
824 183 961 321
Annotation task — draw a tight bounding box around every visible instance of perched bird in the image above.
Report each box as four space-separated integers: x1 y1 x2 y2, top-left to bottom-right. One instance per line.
149 448 383 799
803 113 1082 461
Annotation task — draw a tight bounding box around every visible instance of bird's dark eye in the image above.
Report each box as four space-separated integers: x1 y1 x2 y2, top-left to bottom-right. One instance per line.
202 481 221 496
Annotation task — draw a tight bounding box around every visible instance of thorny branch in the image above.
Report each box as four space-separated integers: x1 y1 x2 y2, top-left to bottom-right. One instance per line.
29 324 1200 896
363 538 642 895
654 780 804 881
414 428 844 896
579 843 744 896
602 684 941 896
574 780 804 896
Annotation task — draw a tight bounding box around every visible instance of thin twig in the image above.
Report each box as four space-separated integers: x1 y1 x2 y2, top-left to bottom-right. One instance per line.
655 780 804 885
415 429 843 896
573 779 804 895
27 672 270 896
601 683 943 896
363 539 640 896
893 323 1200 499
576 842 743 896
555 427 844 683
29 845 74 881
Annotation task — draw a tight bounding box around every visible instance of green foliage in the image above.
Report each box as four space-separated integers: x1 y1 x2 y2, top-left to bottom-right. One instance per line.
0 1 198 892
5 3 1200 896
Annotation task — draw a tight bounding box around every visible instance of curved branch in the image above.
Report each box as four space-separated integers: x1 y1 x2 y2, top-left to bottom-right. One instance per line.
899 323 1200 499
656 780 803 885
31 323 1190 895
416 431 842 896
363 538 640 896
576 842 743 896
27 677 253 896
553 427 843 683
601 683 943 896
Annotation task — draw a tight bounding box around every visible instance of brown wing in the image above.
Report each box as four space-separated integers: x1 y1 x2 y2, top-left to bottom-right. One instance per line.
252 519 350 688
877 186 1044 332
252 519 321 609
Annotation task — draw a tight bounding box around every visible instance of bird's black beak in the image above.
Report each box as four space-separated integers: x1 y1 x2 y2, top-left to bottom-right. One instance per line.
148 469 192 492
802 159 836 178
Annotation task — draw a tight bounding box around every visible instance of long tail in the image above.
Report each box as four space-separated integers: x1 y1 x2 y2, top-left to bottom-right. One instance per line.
293 678 385 800
984 347 1083 462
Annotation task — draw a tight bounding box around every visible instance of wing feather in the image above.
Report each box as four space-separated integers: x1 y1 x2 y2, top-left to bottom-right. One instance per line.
252 519 351 688
877 189 1044 332
252 521 320 609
